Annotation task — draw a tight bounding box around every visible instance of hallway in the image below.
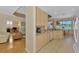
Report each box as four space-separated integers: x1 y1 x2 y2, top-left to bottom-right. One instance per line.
38 35 75 53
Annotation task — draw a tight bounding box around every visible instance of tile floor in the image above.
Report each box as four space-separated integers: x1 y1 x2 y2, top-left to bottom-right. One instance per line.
0 35 75 53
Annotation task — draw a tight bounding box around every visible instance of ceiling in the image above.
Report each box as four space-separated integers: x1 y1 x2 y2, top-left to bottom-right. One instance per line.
0 6 19 15
0 6 79 18
17 6 79 18
39 6 79 18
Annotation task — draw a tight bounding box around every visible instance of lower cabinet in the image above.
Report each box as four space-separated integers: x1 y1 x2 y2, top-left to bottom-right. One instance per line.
36 32 49 51
52 30 64 40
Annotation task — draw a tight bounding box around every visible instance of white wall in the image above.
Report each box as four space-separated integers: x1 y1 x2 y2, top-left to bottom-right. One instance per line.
0 13 24 34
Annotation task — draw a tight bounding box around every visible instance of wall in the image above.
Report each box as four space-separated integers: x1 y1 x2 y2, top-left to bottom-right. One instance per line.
25 6 36 52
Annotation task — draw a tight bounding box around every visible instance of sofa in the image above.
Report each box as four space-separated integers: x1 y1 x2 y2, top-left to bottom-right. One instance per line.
11 32 23 40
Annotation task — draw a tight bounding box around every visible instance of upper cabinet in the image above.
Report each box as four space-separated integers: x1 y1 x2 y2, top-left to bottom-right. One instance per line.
36 7 41 26
36 7 48 29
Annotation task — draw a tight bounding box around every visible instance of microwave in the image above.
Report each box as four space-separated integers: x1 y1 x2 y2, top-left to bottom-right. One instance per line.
36 26 45 33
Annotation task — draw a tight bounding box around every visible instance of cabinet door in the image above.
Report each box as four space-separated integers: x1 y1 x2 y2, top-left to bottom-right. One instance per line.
36 32 49 51
36 33 46 51
36 7 41 26
43 32 49 44
36 34 43 51
44 12 48 29
40 10 44 26
36 7 48 28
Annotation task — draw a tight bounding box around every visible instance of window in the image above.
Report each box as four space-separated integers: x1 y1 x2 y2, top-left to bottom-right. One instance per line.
59 20 73 30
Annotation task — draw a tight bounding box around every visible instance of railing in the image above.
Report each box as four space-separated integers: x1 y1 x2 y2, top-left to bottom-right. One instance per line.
73 17 79 52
